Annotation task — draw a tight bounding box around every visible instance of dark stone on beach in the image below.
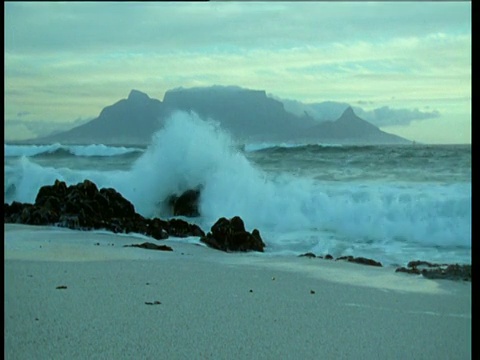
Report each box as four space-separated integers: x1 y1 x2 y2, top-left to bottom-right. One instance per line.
165 218 205 238
5 179 210 244
407 260 444 268
146 218 170 240
324 254 334 260
299 252 317 258
4 201 25 220
124 242 173 251
421 264 471 281
396 260 471 281
167 187 202 217
145 300 162 305
336 255 382 267
200 216 265 252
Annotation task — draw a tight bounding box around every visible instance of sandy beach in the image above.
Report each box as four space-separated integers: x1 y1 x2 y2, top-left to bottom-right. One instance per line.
5 224 471 360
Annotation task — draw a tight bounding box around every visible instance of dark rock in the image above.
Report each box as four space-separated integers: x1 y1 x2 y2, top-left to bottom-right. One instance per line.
5 179 209 244
146 218 169 240
421 264 471 281
336 255 382 267
351 257 382 267
200 216 265 252
397 260 471 281
35 179 67 206
230 216 245 232
167 187 202 217
166 218 205 238
324 254 334 260
123 242 173 251
145 300 162 305
407 260 436 268
299 252 316 258
98 187 136 219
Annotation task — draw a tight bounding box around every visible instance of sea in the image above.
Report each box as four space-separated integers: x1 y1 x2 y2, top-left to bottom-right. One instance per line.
4 112 472 267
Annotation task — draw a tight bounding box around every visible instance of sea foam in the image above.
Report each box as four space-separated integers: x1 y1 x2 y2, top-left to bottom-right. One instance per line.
4 143 142 157
4 111 471 262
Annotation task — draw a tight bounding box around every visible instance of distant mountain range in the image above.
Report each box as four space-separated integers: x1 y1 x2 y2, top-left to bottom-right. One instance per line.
21 86 411 145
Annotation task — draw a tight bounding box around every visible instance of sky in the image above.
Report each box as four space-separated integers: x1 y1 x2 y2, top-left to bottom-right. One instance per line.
4 1 471 144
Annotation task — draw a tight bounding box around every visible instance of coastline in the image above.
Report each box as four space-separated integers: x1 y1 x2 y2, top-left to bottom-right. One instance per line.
5 224 471 359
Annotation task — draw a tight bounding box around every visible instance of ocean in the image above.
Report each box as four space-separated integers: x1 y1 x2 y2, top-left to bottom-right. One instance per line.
4 112 472 267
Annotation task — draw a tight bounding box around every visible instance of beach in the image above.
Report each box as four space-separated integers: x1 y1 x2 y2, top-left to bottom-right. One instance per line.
5 224 471 360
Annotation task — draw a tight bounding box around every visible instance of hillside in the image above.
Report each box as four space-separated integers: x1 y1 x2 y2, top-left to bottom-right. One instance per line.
25 86 411 145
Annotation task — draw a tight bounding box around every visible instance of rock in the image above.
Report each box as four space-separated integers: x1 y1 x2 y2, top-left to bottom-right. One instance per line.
200 216 265 252
421 264 471 281
396 260 471 281
165 218 205 238
299 252 316 258
35 179 67 207
5 179 209 244
336 255 382 267
146 218 169 240
123 242 173 251
167 187 202 217
145 300 162 305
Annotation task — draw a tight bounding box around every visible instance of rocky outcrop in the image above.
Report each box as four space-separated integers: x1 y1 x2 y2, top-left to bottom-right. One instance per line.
4 179 205 240
396 261 471 281
298 252 382 266
200 216 265 252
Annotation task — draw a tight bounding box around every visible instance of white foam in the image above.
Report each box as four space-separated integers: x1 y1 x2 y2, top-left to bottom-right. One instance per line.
4 143 142 157
3 111 471 265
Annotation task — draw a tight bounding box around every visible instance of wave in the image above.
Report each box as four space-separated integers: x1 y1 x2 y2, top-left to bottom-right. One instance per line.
4 111 472 259
243 142 344 153
4 143 144 158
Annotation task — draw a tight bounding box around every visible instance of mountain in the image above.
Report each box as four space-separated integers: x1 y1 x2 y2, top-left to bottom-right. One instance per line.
25 86 411 145
163 86 317 141
298 106 409 144
30 90 170 145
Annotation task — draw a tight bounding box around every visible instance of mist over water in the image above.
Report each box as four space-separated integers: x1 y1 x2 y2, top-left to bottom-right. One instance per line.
4 111 471 266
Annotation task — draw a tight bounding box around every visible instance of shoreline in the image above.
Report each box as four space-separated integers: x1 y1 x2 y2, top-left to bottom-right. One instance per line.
5 224 472 359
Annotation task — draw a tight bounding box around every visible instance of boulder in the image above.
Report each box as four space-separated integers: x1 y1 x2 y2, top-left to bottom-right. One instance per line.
396 261 471 281
336 255 382 267
167 187 202 217
200 216 265 252
123 242 173 251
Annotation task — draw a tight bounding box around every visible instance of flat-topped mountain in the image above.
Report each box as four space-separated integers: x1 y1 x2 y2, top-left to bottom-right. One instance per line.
25 86 411 145
163 86 316 141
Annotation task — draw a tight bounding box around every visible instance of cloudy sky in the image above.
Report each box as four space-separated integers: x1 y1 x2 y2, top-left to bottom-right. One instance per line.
4 1 471 144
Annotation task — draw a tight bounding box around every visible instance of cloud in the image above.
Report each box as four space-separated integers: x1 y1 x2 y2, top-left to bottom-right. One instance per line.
4 2 471 143
5 2 470 55
356 106 440 127
275 96 440 127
